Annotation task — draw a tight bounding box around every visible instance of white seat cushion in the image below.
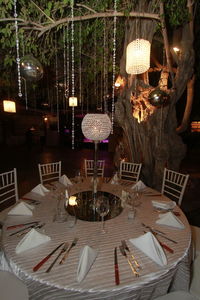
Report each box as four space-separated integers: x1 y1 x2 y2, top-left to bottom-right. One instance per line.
0 271 28 300
154 291 199 300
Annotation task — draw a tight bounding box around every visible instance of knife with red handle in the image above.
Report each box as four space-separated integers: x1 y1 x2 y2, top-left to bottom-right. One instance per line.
33 243 64 272
114 247 120 285
159 241 174 254
7 221 39 230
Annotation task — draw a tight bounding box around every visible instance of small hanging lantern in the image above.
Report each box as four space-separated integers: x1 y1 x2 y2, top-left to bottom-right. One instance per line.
126 39 151 75
69 96 78 107
3 100 16 113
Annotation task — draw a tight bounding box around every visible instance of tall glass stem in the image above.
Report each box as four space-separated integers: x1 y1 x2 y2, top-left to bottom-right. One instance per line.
101 215 105 233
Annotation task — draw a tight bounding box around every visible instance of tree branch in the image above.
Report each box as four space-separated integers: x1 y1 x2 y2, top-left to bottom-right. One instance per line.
37 11 160 37
76 4 97 14
159 2 175 88
30 0 55 23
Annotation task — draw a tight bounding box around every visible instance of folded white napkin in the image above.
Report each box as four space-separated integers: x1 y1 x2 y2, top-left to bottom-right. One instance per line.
16 228 51 254
131 180 147 190
129 232 167 266
31 184 49 196
156 211 185 229
110 173 119 184
77 245 98 283
59 174 73 186
152 200 176 210
8 201 34 216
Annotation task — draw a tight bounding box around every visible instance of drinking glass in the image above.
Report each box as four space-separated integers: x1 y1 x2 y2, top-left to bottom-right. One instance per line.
96 196 110 234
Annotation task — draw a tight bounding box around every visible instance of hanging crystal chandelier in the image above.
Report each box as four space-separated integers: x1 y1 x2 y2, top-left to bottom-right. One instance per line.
126 39 151 75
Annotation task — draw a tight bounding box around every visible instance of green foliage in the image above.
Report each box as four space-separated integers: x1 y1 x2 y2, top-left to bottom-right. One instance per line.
164 0 189 26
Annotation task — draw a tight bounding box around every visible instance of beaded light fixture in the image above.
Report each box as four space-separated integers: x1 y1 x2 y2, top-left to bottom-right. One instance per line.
3 100 16 113
126 39 151 75
14 0 22 97
81 113 111 141
111 0 117 133
70 0 77 149
81 113 111 202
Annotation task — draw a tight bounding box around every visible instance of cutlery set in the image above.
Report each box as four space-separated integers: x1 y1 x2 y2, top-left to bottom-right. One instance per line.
142 223 177 244
115 230 176 285
9 221 43 236
33 238 78 273
21 197 41 205
114 240 141 285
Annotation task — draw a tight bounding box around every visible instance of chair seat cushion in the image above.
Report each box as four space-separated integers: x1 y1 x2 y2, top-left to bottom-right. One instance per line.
154 291 199 300
0 270 28 300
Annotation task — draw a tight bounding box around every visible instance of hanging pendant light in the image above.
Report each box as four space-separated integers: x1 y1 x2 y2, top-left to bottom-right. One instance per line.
69 96 78 107
126 39 151 75
3 100 16 113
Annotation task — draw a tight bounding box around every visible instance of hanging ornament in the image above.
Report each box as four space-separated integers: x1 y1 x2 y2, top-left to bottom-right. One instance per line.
81 114 111 141
148 88 170 107
20 55 43 81
126 39 151 75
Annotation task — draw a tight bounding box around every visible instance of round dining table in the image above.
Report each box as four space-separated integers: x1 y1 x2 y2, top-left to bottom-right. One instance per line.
0 177 192 300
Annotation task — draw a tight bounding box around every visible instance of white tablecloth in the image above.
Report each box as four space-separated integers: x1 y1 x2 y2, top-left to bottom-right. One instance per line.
0 178 192 300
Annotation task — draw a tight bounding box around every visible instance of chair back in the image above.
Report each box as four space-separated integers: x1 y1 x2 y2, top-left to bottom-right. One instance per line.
84 159 105 177
0 168 18 211
161 168 189 206
119 161 142 182
38 161 61 184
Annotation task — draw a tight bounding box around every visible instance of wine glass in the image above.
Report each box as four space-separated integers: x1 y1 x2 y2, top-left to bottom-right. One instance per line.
131 188 142 207
96 196 110 234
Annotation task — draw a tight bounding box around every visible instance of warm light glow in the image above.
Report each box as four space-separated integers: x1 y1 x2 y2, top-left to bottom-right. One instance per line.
69 96 78 107
191 121 200 132
69 196 77 206
3 100 16 113
44 117 48 122
115 75 125 88
131 88 156 123
173 47 180 53
115 82 120 88
126 39 151 75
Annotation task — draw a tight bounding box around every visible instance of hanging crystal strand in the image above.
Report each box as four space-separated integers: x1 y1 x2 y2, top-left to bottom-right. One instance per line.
71 0 75 149
79 22 83 114
103 18 108 113
66 24 70 104
21 32 28 110
55 33 59 133
14 0 22 97
94 25 98 110
63 26 67 111
111 0 117 133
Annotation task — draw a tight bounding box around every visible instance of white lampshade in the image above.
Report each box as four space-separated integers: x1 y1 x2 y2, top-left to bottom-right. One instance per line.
126 39 151 75
69 96 78 107
3 100 16 113
81 114 112 141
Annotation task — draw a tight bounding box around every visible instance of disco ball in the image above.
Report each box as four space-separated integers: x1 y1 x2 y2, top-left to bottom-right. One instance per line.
148 88 170 107
20 55 43 81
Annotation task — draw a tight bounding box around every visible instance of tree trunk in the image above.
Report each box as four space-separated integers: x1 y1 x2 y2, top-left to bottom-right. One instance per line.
114 2 194 191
